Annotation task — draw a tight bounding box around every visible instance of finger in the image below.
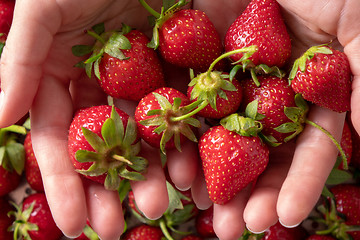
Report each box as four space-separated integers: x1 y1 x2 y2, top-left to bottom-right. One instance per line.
213 186 251 240
83 179 125 240
166 141 199 190
0 0 62 127
277 106 345 227
30 76 87 237
191 167 212 210
130 142 169 220
244 142 296 233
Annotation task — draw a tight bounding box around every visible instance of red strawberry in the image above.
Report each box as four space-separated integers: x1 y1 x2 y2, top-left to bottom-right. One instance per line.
199 116 269 204
195 206 215 238
122 224 164 240
289 45 352 113
140 0 223 71
306 235 336 240
72 23 165 101
240 75 296 144
24 131 44 192
224 0 291 70
75 220 99 240
68 105 148 190
329 184 360 239
0 197 14 240
0 125 26 196
8 193 63 240
0 0 15 42
135 87 200 153
261 221 308 240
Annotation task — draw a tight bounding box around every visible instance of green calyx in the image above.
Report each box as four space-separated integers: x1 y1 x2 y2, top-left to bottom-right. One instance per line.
75 106 148 191
139 93 201 154
8 201 39 240
289 44 333 81
315 198 360 240
138 0 190 49
71 23 132 80
0 124 27 175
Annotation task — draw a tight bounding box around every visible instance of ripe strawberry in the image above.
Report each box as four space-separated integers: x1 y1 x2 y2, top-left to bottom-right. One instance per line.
72 23 165 101
224 0 291 70
0 197 14 240
122 224 164 240
135 87 200 153
140 0 223 71
68 105 148 190
240 75 296 144
329 184 360 239
261 221 308 240
195 206 215 238
8 193 63 240
24 131 44 192
289 45 352 113
306 235 336 240
0 125 26 196
199 115 269 204
0 0 15 43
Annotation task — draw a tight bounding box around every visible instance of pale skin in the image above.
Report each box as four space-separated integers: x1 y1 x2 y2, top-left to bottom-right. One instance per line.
0 0 359 240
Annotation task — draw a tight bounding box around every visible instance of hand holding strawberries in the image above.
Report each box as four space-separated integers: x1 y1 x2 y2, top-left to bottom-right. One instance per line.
0 1 359 240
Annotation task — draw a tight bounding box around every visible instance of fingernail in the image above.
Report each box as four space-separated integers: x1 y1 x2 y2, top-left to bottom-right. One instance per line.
246 224 268 234
278 218 301 228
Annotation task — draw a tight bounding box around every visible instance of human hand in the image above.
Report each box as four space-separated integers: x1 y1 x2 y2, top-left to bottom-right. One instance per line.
190 0 358 239
0 0 199 239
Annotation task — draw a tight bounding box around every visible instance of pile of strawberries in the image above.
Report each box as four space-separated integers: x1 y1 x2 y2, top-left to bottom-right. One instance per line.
1 0 360 239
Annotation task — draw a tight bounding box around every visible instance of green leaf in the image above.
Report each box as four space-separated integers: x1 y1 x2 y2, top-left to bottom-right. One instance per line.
104 168 121 191
5 142 25 175
326 168 352 185
153 92 172 110
91 22 105 35
71 45 94 57
111 106 125 146
128 156 148 172
102 118 117 148
104 32 131 60
75 150 102 163
0 146 6 167
166 181 184 214
119 168 146 181
118 179 131 203
82 127 106 153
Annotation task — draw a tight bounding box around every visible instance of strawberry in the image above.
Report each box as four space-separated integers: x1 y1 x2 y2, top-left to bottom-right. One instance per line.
199 114 269 205
24 131 44 192
240 75 296 144
0 125 27 196
261 221 308 240
0 197 14 240
72 23 165 101
224 0 291 79
0 0 15 51
140 0 223 71
289 45 352 113
75 220 99 240
122 224 164 240
135 87 200 153
8 193 63 240
195 206 215 238
306 235 336 240
68 105 148 190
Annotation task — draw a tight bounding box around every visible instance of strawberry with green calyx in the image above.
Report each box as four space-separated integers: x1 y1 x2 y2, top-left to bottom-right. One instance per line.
127 181 198 240
72 22 165 101
8 193 63 240
122 224 165 240
289 44 352 113
316 184 360 240
68 105 148 191
224 0 291 86
0 197 14 239
240 75 297 144
0 124 27 196
135 87 201 154
199 112 269 205
139 0 223 71
187 47 258 119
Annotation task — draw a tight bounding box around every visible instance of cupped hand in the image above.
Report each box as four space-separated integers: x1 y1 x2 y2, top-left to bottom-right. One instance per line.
190 0 360 239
